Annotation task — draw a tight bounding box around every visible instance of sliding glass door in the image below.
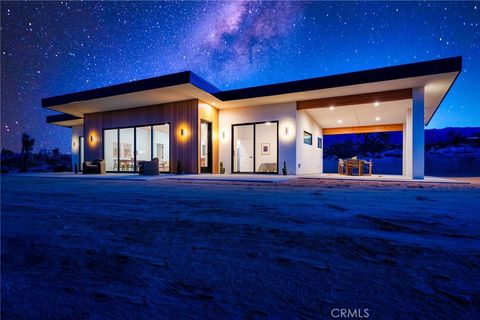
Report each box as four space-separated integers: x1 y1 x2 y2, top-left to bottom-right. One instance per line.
255 122 278 173
103 123 170 173
136 126 152 169
119 128 134 172
104 129 118 171
153 124 170 172
232 121 278 173
233 124 254 173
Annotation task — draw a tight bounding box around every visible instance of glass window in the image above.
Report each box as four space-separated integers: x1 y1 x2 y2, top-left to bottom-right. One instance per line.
136 126 152 166
119 128 134 172
104 129 118 171
255 122 278 173
153 124 170 172
303 131 312 145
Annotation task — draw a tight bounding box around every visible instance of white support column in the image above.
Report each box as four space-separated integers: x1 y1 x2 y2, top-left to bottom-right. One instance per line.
403 109 413 178
411 87 425 179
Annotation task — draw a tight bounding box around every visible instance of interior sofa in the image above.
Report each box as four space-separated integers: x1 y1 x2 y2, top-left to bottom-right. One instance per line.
83 159 106 174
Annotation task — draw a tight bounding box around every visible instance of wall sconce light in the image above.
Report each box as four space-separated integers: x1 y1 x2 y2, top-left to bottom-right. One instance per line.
284 127 289 136
90 135 94 142
72 141 76 147
221 130 226 140
180 128 186 136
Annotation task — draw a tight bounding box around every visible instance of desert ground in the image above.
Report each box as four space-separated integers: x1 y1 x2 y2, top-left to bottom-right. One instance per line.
1 175 480 319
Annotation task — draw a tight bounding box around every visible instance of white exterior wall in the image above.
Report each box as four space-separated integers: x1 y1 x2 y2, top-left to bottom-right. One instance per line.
296 110 323 174
71 125 83 172
218 102 297 174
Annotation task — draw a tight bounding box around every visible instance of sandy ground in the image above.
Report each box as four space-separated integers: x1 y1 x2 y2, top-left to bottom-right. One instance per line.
1 175 480 319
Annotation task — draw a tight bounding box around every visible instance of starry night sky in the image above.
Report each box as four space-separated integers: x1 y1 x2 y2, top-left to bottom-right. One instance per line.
1 1 479 153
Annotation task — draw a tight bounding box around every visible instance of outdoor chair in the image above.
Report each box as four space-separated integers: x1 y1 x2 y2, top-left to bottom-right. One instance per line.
83 159 106 174
364 159 373 176
338 159 345 174
345 159 364 176
139 158 159 175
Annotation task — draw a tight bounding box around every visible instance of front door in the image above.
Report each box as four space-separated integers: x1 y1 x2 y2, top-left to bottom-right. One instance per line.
200 120 212 173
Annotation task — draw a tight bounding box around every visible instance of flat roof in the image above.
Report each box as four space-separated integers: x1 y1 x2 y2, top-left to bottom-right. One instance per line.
44 56 462 126
46 113 83 127
42 71 220 108
217 56 462 101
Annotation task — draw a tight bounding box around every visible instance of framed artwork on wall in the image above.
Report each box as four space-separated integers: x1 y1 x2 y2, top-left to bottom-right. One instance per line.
303 131 312 145
317 137 323 149
261 143 270 155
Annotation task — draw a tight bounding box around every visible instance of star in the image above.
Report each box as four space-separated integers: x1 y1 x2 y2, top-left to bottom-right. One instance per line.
0 1 479 152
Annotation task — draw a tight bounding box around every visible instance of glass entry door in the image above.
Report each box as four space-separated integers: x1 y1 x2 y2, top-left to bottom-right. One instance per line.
200 120 212 173
233 124 254 173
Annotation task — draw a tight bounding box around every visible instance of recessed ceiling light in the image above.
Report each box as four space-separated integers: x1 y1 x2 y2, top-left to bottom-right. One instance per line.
337 119 343 124
375 117 381 121
329 106 334 110
374 101 380 107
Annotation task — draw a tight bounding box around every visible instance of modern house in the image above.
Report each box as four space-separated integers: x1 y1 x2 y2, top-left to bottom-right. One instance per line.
44 57 461 179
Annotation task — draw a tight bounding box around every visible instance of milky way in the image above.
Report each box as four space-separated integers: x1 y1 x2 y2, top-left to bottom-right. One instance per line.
1 1 479 153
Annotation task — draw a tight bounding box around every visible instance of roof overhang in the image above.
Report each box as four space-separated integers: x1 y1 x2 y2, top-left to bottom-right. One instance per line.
43 56 461 127
46 113 83 127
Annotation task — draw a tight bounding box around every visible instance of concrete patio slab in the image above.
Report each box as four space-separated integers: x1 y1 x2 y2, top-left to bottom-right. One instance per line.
167 174 296 183
4 172 173 181
298 173 469 184
4 172 470 184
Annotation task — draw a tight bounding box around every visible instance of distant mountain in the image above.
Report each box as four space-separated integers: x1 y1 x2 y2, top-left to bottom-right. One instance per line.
324 127 480 147
425 127 480 145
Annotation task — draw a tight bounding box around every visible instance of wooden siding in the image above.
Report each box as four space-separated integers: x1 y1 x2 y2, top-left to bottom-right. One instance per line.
84 99 199 173
297 89 412 110
198 102 219 173
322 123 404 135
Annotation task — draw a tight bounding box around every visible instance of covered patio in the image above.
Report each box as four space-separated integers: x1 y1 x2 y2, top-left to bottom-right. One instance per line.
296 68 459 180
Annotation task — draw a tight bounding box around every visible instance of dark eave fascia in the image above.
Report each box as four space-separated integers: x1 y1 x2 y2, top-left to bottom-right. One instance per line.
42 71 221 108
215 56 462 101
46 113 83 124
42 56 461 109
